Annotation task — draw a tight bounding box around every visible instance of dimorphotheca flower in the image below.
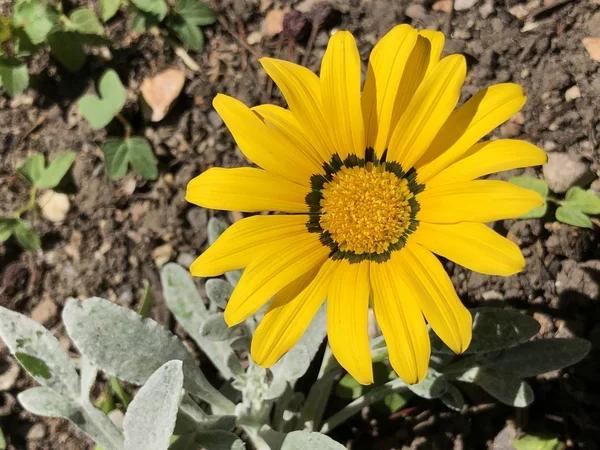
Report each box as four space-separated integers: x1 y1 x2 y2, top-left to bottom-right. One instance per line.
186 25 546 385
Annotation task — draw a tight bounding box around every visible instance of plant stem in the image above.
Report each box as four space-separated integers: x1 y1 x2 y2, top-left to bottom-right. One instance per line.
319 378 408 434
115 113 133 140
14 185 38 218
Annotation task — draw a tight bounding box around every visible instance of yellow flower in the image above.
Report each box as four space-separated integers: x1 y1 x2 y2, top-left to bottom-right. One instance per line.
186 25 546 385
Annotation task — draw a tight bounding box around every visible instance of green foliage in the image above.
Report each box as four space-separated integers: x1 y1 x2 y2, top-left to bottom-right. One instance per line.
13 219 41 250
18 151 75 188
0 57 29 97
66 8 105 36
137 279 153 318
0 15 11 43
101 0 122 22
0 426 5 450
13 0 59 45
168 0 216 51
509 176 548 219
78 69 127 130
169 17 204 51
102 137 158 180
15 352 52 379
510 177 600 228
514 434 566 450
130 0 168 21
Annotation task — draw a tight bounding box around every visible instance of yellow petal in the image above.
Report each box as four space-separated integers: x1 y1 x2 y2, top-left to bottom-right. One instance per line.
387 54 466 170
370 259 430 384
224 232 329 325
320 30 364 158
260 58 334 161
213 94 316 186
397 245 472 354
361 24 418 153
251 259 338 367
410 222 525 276
186 167 309 213
252 104 324 169
416 83 527 182
327 260 373 385
427 140 547 187
418 29 445 73
190 215 309 277
417 180 545 223
387 30 445 153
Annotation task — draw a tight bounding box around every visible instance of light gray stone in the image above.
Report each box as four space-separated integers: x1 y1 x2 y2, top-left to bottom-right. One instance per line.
543 152 594 194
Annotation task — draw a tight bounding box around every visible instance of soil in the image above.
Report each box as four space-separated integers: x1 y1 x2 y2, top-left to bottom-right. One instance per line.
1 0 600 449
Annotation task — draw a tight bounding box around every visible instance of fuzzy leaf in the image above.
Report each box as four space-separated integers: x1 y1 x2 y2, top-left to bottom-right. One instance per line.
130 0 167 20
0 218 19 242
408 368 448 399
335 373 363 400
161 263 237 380
63 297 234 412
281 431 346 450
199 313 230 341
100 0 122 21
47 30 86 72
0 56 29 97
37 151 75 189
13 220 40 250
67 8 104 35
472 370 534 407
124 361 184 450
18 386 79 417
440 383 464 412
564 187 600 214
205 279 233 309
17 153 44 184
80 356 97 401
431 308 540 355
126 137 158 180
12 0 58 44
0 306 79 395
274 344 311 382
102 138 129 180
509 176 548 218
555 205 593 228
480 338 591 378
78 69 126 129
195 430 245 450
174 0 216 25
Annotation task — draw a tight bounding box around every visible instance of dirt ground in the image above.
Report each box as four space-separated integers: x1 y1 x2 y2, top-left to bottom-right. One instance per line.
1 0 600 448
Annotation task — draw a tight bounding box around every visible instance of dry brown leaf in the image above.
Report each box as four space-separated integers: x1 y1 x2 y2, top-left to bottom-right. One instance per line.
140 68 186 122
583 37 600 62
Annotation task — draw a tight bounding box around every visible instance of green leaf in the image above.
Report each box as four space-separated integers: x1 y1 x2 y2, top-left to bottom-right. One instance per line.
471 370 534 407
18 152 44 184
514 434 566 450
137 279 153 318
0 425 6 450
36 151 75 189
78 70 126 129
12 0 59 44
563 186 600 215
205 278 233 309
408 368 448 399
13 28 37 57
383 392 407 413
555 205 593 229
126 137 158 180
431 308 540 355
0 57 29 97
174 0 217 25
67 8 104 35
100 0 122 22
509 176 548 219
440 383 465 412
170 17 204 51
102 138 129 180
335 373 363 399
199 313 230 341
15 352 51 379
0 218 19 242
0 15 12 43
14 220 40 250
481 338 591 378
131 10 160 33
109 376 131 407
130 0 168 21
47 30 86 72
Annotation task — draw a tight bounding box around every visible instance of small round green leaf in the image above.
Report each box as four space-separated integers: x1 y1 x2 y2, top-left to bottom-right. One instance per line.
17 152 44 184
12 0 59 44
126 137 158 180
555 205 593 229
67 8 105 35
130 0 168 21
47 31 86 72
102 138 129 180
37 151 76 189
174 0 217 25
100 0 122 22
205 279 233 309
170 17 204 51
0 218 19 242
0 57 29 97
78 69 126 129
0 15 12 43
563 186 600 215
14 220 40 250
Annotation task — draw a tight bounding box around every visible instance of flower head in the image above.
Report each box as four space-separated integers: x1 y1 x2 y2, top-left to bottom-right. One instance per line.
186 25 546 385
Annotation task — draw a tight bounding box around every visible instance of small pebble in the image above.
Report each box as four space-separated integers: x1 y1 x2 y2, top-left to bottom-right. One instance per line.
543 152 594 193
208 110 223 128
454 0 478 11
405 3 427 20
565 85 581 101
27 424 46 441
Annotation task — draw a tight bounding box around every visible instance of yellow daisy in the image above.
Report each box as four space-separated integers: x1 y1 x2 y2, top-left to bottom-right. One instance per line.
186 25 546 385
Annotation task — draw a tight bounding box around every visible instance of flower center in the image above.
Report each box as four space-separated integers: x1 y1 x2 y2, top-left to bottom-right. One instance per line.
319 165 414 255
